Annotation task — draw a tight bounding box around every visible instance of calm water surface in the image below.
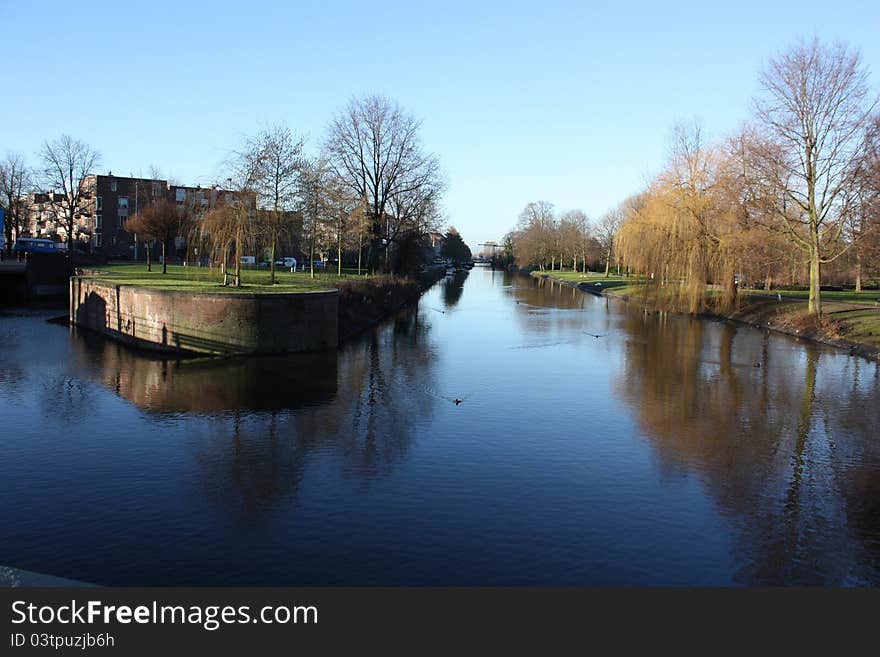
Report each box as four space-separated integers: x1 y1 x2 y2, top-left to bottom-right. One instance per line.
1 267 879 585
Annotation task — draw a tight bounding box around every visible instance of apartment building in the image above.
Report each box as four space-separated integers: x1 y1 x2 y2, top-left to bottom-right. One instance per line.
25 173 256 259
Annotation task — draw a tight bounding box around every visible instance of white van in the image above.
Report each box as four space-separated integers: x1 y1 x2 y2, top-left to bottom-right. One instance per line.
275 257 297 269
240 256 256 265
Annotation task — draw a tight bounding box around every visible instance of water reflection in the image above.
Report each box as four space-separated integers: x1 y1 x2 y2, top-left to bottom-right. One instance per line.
2 272 879 586
70 306 438 523
441 271 468 308
615 311 880 584
298 309 437 479
77 332 338 414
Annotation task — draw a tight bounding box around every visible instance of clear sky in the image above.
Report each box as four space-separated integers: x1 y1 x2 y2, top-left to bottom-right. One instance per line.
2 0 878 248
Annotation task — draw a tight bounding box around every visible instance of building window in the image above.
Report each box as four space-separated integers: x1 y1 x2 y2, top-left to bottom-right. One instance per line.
96 196 102 211
118 196 129 209
96 214 102 229
153 182 162 197
175 188 186 203
94 233 102 248
119 209 128 222
110 181 117 192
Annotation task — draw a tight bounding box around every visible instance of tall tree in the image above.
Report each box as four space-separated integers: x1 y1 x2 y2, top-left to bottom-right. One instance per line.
596 207 624 277
299 157 333 279
39 136 101 257
325 95 440 273
750 38 877 315
251 125 304 284
0 153 31 255
515 201 555 270
440 227 471 263
559 210 588 271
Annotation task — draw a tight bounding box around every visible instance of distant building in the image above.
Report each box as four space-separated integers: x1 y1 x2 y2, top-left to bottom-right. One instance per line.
25 191 72 242
87 174 169 257
24 173 257 259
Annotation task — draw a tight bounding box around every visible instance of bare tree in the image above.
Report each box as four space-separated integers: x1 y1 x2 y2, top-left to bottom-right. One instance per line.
39 136 101 256
750 38 878 315
558 210 588 271
595 208 622 277
0 153 32 256
251 125 304 283
325 94 440 273
298 157 335 279
515 201 556 270
386 163 444 272
125 199 190 274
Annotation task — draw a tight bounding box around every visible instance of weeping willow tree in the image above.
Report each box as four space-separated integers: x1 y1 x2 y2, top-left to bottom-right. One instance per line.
188 189 260 287
189 142 263 287
617 122 746 313
192 203 243 286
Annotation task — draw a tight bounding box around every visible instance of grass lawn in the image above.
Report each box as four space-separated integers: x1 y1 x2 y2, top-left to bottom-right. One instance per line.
531 271 880 350
530 270 643 295
832 308 880 348
82 263 369 294
743 287 880 304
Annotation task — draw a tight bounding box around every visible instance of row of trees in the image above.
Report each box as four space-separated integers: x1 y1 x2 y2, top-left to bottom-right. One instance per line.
615 39 879 316
183 95 448 286
506 201 623 275
1 95 451 285
504 39 880 317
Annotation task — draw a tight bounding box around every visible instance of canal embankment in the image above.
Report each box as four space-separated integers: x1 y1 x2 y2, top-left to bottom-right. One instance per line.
68 264 445 355
337 267 445 342
70 276 340 355
532 270 880 362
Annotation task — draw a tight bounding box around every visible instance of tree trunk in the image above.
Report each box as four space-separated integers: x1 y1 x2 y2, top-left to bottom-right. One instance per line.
807 237 821 316
309 233 315 280
162 241 167 274
337 221 343 276
604 249 611 277
146 243 152 272
270 232 277 285
855 249 862 293
764 268 772 292
357 232 363 276
234 227 242 288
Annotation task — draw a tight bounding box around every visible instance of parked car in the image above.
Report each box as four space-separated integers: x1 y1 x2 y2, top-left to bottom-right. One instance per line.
240 255 256 265
13 238 64 254
275 257 297 269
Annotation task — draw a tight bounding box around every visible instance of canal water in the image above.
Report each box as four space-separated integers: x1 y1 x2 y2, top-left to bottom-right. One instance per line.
1 267 879 585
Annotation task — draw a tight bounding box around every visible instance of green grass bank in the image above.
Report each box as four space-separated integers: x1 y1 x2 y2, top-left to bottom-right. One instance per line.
532 269 880 359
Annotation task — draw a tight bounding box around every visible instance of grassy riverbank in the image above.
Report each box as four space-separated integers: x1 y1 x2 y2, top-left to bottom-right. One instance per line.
742 287 880 304
534 270 880 356
529 270 641 295
736 293 880 351
81 263 365 294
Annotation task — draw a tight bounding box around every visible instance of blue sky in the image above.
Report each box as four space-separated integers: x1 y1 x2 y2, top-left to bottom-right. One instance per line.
2 0 878 248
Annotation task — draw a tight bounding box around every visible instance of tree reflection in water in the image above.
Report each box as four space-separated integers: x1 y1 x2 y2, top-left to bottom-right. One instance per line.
81 306 437 522
616 311 880 584
441 271 468 309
